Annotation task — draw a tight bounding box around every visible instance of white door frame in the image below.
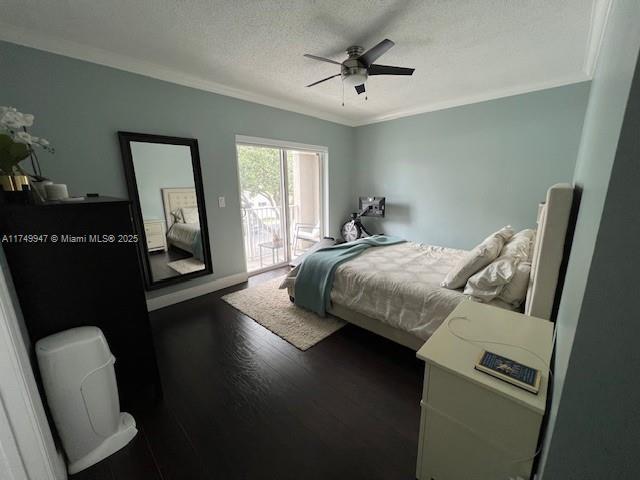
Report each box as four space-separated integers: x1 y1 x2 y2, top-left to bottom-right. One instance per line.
235 135 329 274
0 252 65 480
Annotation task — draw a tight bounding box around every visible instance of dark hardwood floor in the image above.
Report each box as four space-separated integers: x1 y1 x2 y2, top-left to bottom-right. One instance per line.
71 268 424 480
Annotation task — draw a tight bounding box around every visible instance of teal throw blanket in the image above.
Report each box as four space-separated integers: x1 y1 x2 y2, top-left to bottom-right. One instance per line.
294 235 405 316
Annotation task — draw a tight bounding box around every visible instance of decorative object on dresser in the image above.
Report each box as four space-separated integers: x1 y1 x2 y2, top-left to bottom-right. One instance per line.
43 183 70 201
0 197 162 408
118 132 213 290
415 300 553 480
0 106 54 204
143 219 167 252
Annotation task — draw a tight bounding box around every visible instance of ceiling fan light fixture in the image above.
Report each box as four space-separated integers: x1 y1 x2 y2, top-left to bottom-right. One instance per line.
342 71 368 88
342 62 369 88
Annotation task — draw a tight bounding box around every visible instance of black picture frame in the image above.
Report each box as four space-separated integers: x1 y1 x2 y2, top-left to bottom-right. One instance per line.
118 131 213 290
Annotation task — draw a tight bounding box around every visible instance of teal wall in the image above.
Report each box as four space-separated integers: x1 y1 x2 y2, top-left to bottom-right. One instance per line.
540 0 640 477
0 41 355 298
353 84 590 249
0 41 593 303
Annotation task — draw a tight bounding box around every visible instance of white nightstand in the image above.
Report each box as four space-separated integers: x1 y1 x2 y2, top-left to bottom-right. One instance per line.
143 219 167 252
416 300 553 480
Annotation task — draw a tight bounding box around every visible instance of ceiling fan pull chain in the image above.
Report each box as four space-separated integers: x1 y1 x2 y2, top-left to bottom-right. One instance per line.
342 81 345 107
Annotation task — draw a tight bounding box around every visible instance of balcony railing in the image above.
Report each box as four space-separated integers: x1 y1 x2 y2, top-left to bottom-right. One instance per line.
241 205 299 265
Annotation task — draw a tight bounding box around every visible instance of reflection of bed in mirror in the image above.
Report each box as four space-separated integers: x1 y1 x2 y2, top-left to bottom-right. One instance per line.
162 188 205 274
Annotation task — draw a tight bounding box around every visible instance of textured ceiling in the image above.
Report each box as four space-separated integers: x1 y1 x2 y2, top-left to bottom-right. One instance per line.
0 0 600 125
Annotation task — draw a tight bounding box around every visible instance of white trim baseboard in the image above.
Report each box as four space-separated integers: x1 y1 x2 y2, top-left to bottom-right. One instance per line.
146 272 249 311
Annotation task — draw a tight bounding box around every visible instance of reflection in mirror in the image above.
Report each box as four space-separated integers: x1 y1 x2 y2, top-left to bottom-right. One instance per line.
131 142 205 282
119 133 212 290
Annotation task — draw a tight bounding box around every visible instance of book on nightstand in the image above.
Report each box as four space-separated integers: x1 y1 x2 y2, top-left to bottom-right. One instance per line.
475 350 541 394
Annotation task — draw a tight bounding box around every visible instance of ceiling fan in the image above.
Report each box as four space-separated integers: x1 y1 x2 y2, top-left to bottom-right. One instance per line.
304 38 415 99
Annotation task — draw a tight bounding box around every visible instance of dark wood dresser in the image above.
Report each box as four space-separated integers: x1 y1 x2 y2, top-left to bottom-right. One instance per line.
0 197 161 407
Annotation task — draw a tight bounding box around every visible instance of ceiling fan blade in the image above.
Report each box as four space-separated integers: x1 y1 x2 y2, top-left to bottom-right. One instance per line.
368 64 415 76
306 74 341 87
358 39 395 66
304 54 342 65
354 84 366 95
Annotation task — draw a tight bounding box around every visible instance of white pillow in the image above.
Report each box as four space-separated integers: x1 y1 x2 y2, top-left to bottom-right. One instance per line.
441 226 514 289
501 229 535 261
489 229 535 306
464 257 517 302
499 261 532 306
180 207 199 224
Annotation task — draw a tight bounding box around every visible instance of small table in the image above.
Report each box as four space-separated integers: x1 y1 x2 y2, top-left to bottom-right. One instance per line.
258 240 284 267
415 301 553 479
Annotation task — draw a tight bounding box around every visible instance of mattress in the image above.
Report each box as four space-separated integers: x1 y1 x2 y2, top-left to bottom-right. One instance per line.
167 222 200 254
329 242 470 340
282 241 518 341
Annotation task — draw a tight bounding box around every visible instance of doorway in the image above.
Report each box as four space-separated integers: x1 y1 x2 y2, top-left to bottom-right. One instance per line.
236 140 324 274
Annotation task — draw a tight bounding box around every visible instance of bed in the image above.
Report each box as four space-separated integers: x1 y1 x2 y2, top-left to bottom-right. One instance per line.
284 183 574 350
162 187 204 261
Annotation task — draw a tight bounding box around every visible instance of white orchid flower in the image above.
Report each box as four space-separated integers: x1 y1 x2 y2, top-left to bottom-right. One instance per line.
0 106 16 116
21 113 35 127
3 112 26 129
0 107 34 129
0 107 17 128
13 131 35 145
0 106 53 153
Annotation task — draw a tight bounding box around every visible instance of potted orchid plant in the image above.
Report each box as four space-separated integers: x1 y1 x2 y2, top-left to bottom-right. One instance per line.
0 106 54 194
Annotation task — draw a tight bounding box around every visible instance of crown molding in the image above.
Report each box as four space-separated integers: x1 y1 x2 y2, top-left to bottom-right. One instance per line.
0 22 357 127
583 0 614 76
0 4 606 129
351 74 591 127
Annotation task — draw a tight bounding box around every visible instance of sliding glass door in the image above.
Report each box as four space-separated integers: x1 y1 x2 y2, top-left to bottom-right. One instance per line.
286 150 322 262
237 142 323 273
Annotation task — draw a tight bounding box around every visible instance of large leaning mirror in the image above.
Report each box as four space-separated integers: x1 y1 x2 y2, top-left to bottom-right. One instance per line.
118 132 213 290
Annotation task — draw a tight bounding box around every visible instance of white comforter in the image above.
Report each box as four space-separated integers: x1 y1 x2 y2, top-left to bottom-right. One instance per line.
329 242 469 340
167 222 200 253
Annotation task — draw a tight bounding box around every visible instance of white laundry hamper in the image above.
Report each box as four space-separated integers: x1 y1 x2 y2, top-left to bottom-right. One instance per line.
36 326 137 474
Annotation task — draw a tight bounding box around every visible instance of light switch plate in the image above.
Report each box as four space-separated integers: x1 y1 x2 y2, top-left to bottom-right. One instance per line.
218 196 226 208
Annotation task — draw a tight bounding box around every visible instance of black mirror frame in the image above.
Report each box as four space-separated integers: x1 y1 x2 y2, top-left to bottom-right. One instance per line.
118 131 213 290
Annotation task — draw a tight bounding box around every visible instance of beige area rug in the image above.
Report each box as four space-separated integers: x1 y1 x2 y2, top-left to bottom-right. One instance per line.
221 277 345 351
168 257 206 274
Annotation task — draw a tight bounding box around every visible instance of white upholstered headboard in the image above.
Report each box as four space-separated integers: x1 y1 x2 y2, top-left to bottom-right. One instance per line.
524 183 574 320
161 187 198 228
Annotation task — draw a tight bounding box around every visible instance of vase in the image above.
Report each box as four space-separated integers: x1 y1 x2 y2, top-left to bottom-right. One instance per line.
12 175 30 191
0 175 33 204
0 175 15 192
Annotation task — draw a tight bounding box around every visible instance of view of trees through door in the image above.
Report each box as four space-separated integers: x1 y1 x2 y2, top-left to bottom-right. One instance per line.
237 143 322 273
